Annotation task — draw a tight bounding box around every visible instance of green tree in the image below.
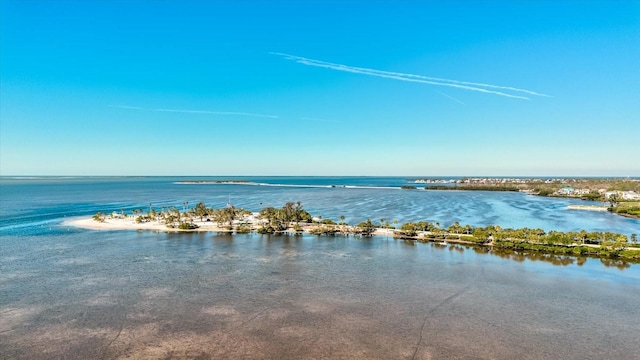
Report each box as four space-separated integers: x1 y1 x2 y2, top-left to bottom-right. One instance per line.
399 222 418 237
356 219 376 237
213 206 238 228
194 202 209 221
92 212 105 222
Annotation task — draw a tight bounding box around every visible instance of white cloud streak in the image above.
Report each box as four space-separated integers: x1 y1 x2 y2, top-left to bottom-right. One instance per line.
271 52 550 100
436 91 467 106
109 105 278 119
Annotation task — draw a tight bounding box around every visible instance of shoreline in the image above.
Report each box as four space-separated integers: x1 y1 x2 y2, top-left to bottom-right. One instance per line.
66 216 397 236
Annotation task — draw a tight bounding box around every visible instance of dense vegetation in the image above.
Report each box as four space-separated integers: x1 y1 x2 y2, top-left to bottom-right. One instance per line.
394 221 640 261
613 201 640 217
257 201 313 234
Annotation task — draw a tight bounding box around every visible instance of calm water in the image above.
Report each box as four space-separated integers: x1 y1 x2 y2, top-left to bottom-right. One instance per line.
1 177 639 359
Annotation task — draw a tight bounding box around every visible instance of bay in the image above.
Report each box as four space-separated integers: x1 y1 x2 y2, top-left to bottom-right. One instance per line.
1 177 639 359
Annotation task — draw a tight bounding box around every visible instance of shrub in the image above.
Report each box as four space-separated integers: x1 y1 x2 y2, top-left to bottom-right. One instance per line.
309 225 338 235
536 188 554 196
178 222 199 230
257 226 276 234
235 225 251 234
394 229 417 238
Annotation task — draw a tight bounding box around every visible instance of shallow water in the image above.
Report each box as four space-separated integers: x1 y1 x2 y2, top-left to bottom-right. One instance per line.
1 231 639 359
1 177 639 359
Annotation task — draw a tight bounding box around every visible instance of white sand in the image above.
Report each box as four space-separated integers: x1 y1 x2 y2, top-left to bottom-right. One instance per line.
66 217 229 232
567 205 609 212
66 215 398 236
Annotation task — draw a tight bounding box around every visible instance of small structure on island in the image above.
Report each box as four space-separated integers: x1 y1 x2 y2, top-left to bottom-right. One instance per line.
226 195 233 208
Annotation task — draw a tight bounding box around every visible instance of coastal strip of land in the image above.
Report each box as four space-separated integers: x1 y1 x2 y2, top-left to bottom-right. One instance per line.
68 201 640 262
67 216 395 237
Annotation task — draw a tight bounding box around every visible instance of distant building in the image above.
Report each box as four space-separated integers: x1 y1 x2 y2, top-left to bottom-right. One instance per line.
622 191 640 200
605 190 640 200
557 187 575 195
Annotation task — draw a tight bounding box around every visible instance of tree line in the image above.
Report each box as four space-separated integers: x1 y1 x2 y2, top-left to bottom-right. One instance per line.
92 201 640 261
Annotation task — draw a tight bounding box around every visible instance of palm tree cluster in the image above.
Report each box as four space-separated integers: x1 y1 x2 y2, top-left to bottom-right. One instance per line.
258 202 312 233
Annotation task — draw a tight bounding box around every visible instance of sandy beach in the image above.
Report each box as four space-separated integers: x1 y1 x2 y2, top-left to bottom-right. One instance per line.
567 205 609 212
66 215 397 237
68 217 240 232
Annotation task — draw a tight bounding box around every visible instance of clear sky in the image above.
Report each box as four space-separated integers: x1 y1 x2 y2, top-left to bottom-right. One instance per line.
1 0 638 176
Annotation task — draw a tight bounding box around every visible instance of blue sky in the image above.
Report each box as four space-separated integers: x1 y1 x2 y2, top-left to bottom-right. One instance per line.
1 0 638 176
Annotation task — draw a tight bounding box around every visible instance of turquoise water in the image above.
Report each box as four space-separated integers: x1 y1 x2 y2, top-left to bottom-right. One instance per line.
1 177 639 359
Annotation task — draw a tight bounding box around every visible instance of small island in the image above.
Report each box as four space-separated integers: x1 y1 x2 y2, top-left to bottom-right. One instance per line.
70 201 640 262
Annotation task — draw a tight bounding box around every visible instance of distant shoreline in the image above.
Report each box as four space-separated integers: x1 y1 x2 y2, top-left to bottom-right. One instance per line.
173 178 640 220
176 180 250 184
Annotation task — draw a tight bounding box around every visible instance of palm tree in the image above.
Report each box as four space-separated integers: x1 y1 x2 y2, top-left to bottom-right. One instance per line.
194 202 208 221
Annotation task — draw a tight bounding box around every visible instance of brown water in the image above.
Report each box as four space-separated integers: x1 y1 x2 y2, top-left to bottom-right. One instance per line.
1 231 639 359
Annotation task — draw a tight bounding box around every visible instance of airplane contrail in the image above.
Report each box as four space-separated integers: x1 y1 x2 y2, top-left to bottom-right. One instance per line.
436 91 467 106
271 52 550 100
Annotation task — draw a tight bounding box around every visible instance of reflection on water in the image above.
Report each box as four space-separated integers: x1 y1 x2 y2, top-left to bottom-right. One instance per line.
1 231 639 359
436 241 633 269
600 258 632 270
